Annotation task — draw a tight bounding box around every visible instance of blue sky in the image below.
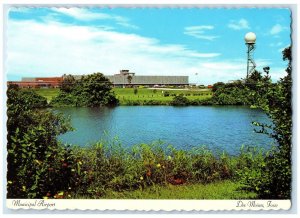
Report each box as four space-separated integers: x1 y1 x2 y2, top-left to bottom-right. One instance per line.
7 7 291 84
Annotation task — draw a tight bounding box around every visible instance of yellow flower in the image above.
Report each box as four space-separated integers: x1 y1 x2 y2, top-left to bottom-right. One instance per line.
43 197 48 199
167 156 172 160
34 160 42 165
156 163 161 168
8 181 12 184
140 176 144 180
22 186 26 192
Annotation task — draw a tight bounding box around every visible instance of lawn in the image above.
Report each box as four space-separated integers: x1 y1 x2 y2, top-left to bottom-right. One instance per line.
33 87 212 104
114 87 212 105
34 88 60 102
73 180 256 199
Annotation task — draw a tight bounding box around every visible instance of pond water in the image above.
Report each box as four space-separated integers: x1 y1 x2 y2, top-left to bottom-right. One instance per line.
56 106 275 154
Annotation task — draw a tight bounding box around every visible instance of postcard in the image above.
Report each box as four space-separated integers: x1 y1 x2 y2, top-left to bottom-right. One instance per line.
3 3 294 212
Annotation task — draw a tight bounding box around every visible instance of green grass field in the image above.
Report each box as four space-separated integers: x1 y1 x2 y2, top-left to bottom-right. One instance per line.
74 180 256 199
34 88 60 102
114 88 212 105
33 87 212 104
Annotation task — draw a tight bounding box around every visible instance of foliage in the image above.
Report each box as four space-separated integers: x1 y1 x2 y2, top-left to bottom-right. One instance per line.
51 73 119 107
163 91 170 97
237 46 292 199
7 85 74 198
212 82 225 92
210 80 253 105
75 180 257 199
64 140 265 198
170 94 190 106
127 75 133 86
133 88 138 95
60 74 76 93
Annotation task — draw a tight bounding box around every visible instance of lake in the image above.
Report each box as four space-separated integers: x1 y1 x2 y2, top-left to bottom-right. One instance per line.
56 106 275 154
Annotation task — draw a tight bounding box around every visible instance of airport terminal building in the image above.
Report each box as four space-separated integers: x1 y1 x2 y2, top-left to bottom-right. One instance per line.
8 70 189 88
105 70 189 87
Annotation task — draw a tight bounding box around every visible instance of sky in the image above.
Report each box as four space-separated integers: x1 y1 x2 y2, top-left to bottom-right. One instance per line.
6 7 291 85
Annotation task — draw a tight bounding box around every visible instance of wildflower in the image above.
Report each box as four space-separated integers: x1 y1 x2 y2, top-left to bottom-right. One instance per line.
22 186 26 192
78 161 82 165
43 197 48 199
140 176 144 180
71 169 75 172
146 170 151 177
156 163 161 168
58 191 64 196
34 160 42 165
167 156 172 160
8 181 12 184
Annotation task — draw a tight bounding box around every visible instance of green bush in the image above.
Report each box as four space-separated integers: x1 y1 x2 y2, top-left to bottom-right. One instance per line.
7 85 75 198
163 91 170 97
170 94 190 106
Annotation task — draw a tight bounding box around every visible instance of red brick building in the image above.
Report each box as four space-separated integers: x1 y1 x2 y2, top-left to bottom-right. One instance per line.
8 77 63 88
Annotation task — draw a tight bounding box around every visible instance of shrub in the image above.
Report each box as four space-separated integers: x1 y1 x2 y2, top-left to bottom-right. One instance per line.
163 91 170 97
170 94 190 106
7 85 74 198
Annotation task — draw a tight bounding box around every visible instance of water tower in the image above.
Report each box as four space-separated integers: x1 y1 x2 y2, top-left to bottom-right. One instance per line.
244 32 256 78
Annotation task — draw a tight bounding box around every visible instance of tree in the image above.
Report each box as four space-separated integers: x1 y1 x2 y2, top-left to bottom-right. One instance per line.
239 46 292 199
170 94 190 106
80 73 118 107
212 82 225 92
51 73 119 107
127 75 133 87
60 74 76 93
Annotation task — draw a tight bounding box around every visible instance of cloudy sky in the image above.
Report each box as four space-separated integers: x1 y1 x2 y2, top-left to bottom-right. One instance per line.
6 7 291 84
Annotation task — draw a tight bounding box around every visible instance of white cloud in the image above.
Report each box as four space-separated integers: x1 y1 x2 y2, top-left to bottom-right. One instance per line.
51 8 138 29
51 8 111 21
7 19 226 84
270 42 283 47
184 25 218 41
270 24 284 35
228 19 250 30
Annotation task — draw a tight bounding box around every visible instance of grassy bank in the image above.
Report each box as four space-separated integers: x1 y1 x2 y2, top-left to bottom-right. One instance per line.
114 88 212 105
74 180 257 199
33 87 212 105
43 141 267 200
34 88 60 102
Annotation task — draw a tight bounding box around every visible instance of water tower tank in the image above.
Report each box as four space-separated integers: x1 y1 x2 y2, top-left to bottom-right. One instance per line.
245 32 256 44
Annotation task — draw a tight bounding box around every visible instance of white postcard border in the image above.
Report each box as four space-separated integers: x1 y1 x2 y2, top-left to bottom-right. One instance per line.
1 0 299 214
6 199 291 211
